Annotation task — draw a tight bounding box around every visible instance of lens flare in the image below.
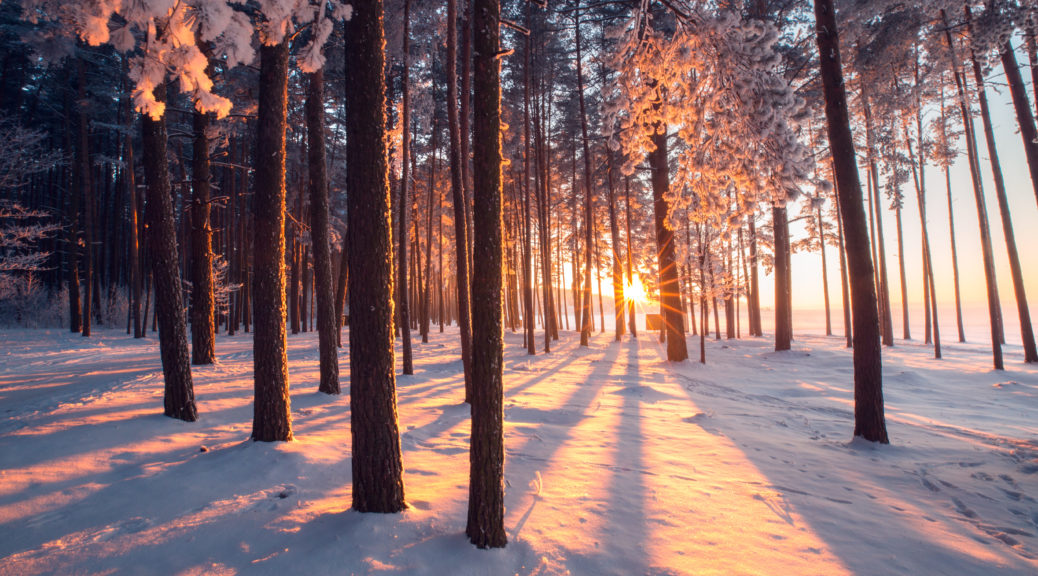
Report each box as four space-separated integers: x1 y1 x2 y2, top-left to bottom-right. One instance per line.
624 275 649 304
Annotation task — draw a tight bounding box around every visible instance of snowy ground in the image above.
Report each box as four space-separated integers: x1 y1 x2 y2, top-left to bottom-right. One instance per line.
0 322 1036 575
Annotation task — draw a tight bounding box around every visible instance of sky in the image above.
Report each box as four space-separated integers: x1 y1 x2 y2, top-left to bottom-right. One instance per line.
766 64 1038 347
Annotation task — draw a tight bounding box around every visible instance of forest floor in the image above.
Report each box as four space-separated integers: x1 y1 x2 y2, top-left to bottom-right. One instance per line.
0 322 1036 575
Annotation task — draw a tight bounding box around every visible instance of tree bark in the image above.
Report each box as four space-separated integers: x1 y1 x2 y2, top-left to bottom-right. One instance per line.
447 0 474 399
748 215 762 336
251 41 292 441
814 0 887 443
124 79 142 339
773 205 791 351
190 48 216 364
307 69 340 394
625 176 637 337
893 196 909 340
1001 42 1038 210
76 58 93 338
649 126 688 362
967 22 1038 364
862 91 894 346
141 84 197 423
575 9 594 347
346 0 406 512
396 0 415 375
466 0 506 549
816 205 832 336
522 28 535 355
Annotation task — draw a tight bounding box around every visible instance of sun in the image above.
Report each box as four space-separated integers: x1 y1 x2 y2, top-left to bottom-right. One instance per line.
624 275 649 304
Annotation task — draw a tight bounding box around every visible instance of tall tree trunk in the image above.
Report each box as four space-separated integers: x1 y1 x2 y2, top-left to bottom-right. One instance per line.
307 69 340 394
1001 42 1038 210
946 13 1000 369
904 114 942 359
698 225 707 363
77 59 93 338
940 95 966 343
125 85 142 339
397 0 414 375
447 0 474 399
773 205 791 351
575 14 594 347
814 0 888 443
522 29 535 355
893 196 909 340
649 125 688 362
345 0 407 512
967 21 1038 364
141 84 197 423
748 215 762 336
191 48 216 364
862 91 894 346
834 180 852 348
251 41 293 441
816 205 832 336
607 149 624 341
625 176 637 337
466 0 506 549
422 121 438 343
461 0 475 271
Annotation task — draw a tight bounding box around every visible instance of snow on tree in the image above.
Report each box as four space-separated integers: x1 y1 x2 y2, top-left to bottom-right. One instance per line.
19 0 352 118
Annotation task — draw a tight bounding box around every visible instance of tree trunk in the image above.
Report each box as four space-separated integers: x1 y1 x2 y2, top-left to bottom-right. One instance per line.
523 29 535 355
968 24 1038 364
834 179 852 348
625 176 637 337
141 84 197 423
649 125 688 362
904 112 942 359
814 0 887 443
816 206 832 336
251 41 292 442
466 0 506 549
345 0 406 513
862 92 894 346
422 118 438 343
939 97 966 343
893 197 909 340
76 59 93 338
1001 42 1038 210
576 11 594 349
773 205 791 351
607 149 624 341
748 216 762 336
125 87 142 339
447 0 474 399
307 69 340 394
397 0 414 375
191 49 216 364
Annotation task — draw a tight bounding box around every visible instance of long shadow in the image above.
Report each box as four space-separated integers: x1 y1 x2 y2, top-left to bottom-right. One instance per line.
596 341 650 574
507 337 621 542
0 436 359 574
666 338 1038 574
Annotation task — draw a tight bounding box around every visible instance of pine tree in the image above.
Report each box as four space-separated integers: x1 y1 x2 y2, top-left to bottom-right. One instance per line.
141 83 197 423
814 0 888 443
307 69 340 394
466 0 507 549
251 40 292 442
346 0 406 513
